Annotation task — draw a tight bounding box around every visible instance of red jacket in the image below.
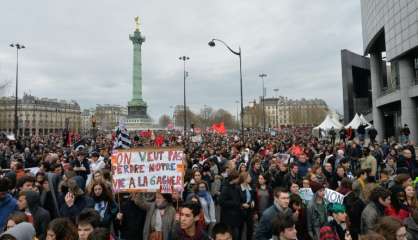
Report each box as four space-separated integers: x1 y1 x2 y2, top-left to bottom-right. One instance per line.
385 205 410 220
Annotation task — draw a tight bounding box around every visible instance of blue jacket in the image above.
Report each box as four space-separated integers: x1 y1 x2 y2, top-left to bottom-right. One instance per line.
0 193 17 232
255 203 293 240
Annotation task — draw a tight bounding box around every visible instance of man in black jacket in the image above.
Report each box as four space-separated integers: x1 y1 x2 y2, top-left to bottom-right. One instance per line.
219 170 242 240
71 151 90 181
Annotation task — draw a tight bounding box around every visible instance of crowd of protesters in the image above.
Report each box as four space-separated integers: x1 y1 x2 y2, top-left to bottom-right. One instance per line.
0 125 416 240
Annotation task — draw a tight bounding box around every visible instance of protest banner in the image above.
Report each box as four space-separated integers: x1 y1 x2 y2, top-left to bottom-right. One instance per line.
111 147 185 192
299 188 314 203
324 188 345 204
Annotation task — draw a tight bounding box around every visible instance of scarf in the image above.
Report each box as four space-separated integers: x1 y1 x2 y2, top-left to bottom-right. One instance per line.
94 201 107 219
156 201 167 210
197 191 212 204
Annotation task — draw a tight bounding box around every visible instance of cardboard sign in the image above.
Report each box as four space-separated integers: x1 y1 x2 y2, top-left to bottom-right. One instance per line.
324 188 345 204
299 188 314 203
111 147 185 192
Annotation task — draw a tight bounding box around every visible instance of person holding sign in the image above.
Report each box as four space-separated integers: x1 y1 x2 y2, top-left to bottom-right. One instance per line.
133 192 176 240
306 181 328 240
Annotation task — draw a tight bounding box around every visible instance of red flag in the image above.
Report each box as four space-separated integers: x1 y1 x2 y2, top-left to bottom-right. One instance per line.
67 132 72 145
155 135 164 147
139 130 152 138
211 122 226 134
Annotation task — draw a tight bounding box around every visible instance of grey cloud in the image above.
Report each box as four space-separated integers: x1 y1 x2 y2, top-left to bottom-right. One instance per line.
0 0 363 119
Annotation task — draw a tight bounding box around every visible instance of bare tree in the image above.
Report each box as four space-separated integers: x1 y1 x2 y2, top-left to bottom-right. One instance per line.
0 80 10 96
210 108 236 129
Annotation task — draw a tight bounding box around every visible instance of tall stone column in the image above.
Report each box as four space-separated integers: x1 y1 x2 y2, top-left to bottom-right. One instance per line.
370 52 385 142
399 57 417 144
127 18 148 119
129 29 145 105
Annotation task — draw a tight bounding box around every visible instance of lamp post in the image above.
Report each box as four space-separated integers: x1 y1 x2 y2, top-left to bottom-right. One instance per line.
9 43 25 137
208 38 244 141
179 56 189 137
274 88 279 128
235 100 239 129
169 105 175 128
259 73 267 132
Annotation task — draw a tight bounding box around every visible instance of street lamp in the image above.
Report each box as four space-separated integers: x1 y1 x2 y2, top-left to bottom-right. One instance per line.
235 100 239 129
259 73 267 132
179 56 189 137
9 43 25 137
274 88 279 128
208 38 244 141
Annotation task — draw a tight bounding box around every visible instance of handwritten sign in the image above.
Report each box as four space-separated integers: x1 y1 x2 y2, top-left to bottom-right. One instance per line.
299 188 314 203
324 188 345 204
111 147 185 192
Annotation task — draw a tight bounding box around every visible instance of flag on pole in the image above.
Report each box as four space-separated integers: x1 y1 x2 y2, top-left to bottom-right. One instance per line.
113 122 131 149
211 122 226 134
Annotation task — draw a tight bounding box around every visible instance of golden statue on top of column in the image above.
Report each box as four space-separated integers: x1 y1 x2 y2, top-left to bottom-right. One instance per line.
134 16 141 31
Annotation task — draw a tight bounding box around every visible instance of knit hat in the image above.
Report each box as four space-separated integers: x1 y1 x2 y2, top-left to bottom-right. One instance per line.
319 226 337 240
310 180 325 193
0 222 35 240
329 203 346 214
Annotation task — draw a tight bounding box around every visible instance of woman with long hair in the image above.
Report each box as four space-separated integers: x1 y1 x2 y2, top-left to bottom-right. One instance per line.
405 184 418 211
89 180 118 228
254 174 272 221
385 186 410 221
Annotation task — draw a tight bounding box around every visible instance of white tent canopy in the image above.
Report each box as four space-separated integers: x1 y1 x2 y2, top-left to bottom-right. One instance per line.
359 114 372 128
345 113 372 129
314 115 344 130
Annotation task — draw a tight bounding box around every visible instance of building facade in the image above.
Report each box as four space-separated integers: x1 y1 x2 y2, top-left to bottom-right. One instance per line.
361 0 418 142
0 94 81 136
80 108 95 134
244 97 328 128
341 49 372 124
94 105 127 131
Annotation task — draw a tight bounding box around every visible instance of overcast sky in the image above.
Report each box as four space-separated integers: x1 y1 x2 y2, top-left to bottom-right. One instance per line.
0 0 363 120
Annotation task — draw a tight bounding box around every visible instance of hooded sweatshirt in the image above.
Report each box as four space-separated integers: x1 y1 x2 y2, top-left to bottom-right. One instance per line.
0 222 36 240
24 190 51 238
0 193 17 232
